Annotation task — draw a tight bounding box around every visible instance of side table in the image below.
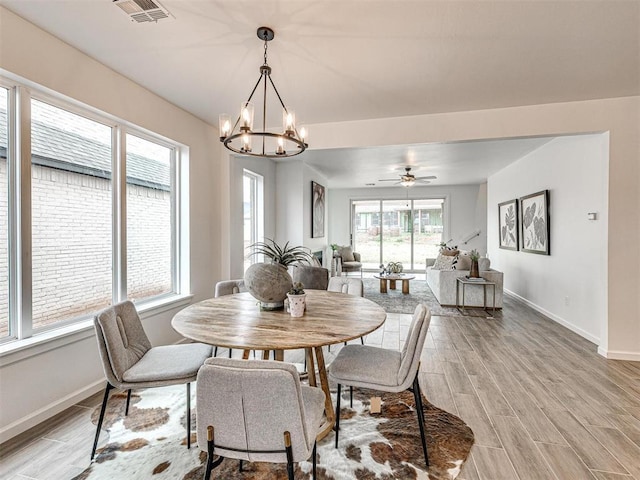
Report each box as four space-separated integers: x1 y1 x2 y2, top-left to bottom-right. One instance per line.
456 277 496 318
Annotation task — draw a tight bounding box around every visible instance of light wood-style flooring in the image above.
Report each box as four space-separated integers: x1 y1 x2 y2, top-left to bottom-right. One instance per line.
1 292 639 479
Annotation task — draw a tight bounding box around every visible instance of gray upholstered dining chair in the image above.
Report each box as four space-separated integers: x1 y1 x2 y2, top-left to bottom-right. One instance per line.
213 279 247 357
327 277 363 296
197 358 326 480
214 279 246 297
91 300 212 460
327 277 365 346
291 265 329 290
328 303 432 468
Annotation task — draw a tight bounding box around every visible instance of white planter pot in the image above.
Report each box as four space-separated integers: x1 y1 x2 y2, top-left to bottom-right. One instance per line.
287 293 306 318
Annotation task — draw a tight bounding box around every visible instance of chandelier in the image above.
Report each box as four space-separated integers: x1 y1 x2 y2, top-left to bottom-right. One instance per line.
219 27 308 158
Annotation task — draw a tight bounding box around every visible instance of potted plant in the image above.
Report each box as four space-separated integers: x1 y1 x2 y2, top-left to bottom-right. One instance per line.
287 282 306 317
245 239 312 310
469 249 481 278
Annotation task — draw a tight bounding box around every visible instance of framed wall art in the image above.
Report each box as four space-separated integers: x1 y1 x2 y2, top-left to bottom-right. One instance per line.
519 189 550 255
311 181 325 238
498 199 518 250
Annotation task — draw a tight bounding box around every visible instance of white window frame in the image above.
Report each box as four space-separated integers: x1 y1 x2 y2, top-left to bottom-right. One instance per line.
0 73 190 352
243 169 264 269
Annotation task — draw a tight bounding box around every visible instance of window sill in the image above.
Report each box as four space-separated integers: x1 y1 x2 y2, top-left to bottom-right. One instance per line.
0 293 194 367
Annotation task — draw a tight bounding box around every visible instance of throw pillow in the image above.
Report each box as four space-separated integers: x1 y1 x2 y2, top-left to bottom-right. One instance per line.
432 253 457 270
441 248 459 257
457 254 472 271
339 246 355 262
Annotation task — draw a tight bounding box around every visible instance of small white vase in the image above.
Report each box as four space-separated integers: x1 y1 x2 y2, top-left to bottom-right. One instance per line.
287 293 306 318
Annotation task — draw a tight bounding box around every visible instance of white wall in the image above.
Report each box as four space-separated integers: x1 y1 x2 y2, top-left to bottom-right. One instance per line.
488 134 608 343
273 161 329 262
229 155 277 279
0 7 220 441
306 96 639 359
328 184 487 267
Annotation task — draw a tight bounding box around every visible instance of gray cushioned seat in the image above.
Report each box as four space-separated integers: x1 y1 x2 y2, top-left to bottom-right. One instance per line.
122 343 213 383
291 265 329 290
328 345 401 388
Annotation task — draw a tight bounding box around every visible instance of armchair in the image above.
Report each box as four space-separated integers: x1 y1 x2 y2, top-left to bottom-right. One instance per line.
336 245 363 277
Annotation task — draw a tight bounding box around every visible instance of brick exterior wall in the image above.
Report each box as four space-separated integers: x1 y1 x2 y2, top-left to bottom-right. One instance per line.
0 162 172 336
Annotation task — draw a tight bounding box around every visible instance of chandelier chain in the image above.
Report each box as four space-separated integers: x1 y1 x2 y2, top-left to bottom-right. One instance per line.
263 36 269 66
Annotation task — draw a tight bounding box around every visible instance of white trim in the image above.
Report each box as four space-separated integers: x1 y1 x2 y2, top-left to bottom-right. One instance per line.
596 347 640 361
0 378 105 444
0 294 193 365
504 289 600 345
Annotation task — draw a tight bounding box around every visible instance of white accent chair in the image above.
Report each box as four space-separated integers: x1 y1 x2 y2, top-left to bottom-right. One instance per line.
197 358 326 480
91 301 212 460
328 304 432 468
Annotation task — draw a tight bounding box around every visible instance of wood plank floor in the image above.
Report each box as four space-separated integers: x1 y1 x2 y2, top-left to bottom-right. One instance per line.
1 292 639 479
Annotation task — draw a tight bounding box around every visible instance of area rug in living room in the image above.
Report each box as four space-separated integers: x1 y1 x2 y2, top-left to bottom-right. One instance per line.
362 277 463 316
75 384 474 480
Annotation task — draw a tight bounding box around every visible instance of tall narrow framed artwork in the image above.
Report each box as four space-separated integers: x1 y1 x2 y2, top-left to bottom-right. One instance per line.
311 181 325 238
519 190 550 255
498 199 518 250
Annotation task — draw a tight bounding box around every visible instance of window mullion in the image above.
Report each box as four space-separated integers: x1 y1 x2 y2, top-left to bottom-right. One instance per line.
113 126 127 302
170 147 178 294
10 86 33 339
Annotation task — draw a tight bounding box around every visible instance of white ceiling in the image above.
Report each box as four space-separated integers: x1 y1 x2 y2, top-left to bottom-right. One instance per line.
1 0 637 187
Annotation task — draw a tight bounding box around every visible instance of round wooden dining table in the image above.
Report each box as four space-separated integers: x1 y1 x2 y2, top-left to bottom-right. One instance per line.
171 289 386 440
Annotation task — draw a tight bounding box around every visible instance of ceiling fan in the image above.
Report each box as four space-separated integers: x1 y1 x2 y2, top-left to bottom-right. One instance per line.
378 167 437 187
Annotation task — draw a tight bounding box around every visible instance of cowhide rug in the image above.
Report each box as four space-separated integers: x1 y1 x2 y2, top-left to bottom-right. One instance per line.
74 383 474 480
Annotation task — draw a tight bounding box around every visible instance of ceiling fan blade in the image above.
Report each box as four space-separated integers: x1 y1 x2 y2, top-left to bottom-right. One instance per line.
414 176 437 180
377 179 399 182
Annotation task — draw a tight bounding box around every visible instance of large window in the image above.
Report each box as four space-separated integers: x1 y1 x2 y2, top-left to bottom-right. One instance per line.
31 99 113 331
127 134 174 301
243 169 263 272
1 79 185 343
352 197 445 271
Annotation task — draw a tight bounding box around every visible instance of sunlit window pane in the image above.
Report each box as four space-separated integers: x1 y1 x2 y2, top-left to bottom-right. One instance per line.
0 88 9 338
31 99 113 330
126 135 173 301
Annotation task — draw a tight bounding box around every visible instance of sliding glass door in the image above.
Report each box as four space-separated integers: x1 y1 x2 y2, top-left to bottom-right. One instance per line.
352 197 444 271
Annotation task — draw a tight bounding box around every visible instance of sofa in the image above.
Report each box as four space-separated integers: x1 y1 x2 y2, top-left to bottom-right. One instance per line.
426 253 503 308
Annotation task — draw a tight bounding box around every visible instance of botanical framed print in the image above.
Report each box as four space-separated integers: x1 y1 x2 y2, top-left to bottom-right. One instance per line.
311 181 325 238
519 189 550 255
498 199 518 250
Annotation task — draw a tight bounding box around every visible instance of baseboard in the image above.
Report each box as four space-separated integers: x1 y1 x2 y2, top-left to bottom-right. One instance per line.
596 346 640 361
504 289 600 345
0 378 105 444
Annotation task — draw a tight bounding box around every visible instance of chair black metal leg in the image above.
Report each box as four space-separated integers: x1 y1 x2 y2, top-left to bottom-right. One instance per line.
125 389 132 416
412 374 429 468
186 383 191 449
350 386 353 408
312 441 317 479
284 431 294 480
239 459 243 472
228 348 232 358
214 346 218 357
335 384 341 448
204 426 214 480
91 382 114 460
360 336 364 345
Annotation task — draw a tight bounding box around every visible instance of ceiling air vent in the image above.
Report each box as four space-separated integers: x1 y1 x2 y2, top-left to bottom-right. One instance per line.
113 0 173 23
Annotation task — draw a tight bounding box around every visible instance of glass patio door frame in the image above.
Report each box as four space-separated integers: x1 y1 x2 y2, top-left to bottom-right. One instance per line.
350 196 448 272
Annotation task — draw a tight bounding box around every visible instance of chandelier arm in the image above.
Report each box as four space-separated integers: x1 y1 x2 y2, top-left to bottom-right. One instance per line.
262 71 268 156
267 75 290 113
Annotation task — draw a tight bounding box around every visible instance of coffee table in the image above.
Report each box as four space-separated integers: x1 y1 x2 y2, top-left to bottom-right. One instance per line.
374 274 416 294
171 290 386 440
